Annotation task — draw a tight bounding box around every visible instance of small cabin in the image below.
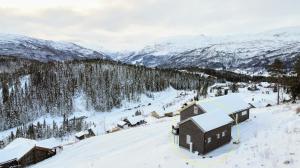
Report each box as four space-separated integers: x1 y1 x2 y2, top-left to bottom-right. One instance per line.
75 128 96 140
0 138 56 168
179 111 233 154
106 126 121 134
151 111 163 119
124 116 146 127
164 112 174 117
117 120 128 129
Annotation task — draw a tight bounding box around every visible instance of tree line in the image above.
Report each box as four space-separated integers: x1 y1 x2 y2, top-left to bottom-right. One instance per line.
0 59 211 131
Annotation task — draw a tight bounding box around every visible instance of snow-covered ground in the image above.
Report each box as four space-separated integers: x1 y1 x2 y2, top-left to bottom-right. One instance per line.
0 83 289 141
32 102 300 168
0 81 298 168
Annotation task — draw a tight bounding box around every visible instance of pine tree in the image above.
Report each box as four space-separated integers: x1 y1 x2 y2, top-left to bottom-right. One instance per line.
2 78 9 104
268 59 285 105
289 57 300 102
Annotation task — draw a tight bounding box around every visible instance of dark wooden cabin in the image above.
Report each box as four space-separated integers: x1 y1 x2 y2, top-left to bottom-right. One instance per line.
179 95 252 124
75 128 96 140
0 138 56 168
178 111 233 154
17 146 55 167
179 102 205 121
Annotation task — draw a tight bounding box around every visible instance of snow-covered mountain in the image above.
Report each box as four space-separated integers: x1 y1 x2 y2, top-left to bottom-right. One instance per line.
113 27 300 72
0 34 110 62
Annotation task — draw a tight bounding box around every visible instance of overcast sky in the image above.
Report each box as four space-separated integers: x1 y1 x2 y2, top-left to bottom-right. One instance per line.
0 0 299 51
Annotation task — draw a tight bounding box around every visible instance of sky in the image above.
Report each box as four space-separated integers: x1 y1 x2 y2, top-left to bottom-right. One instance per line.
0 0 299 51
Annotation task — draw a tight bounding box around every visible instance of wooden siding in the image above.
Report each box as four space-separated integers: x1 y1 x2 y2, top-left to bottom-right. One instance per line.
18 146 56 167
180 105 205 121
179 121 232 155
179 120 205 154
203 124 232 154
229 109 250 124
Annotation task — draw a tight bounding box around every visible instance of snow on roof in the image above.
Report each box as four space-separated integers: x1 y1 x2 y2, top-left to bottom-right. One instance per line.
0 138 37 163
260 82 272 87
197 94 251 115
190 111 233 132
36 138 61 149
75 130 89 137
117 120 127 126
126 115 144 125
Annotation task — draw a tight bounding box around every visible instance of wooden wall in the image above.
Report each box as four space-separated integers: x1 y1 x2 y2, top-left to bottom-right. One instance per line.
180 105 205 121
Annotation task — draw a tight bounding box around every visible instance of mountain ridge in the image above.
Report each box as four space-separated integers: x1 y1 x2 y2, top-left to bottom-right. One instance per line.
0 34 110 62
111 27 300 72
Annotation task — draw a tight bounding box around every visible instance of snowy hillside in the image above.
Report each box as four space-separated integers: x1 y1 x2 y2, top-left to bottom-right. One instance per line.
3 83 291 168
32 102 300 168
0 87 197 140
0 34 110 62
113 27 300 71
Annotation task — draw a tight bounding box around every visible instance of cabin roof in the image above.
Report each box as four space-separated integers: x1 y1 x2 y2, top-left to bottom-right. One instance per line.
0 138 37 163
75 130 89 137
117 120 127 126
36 138 61 149
125 115 144 125
197 94 251 115
88 126 98 136
0 138 60 164
181 111 233 132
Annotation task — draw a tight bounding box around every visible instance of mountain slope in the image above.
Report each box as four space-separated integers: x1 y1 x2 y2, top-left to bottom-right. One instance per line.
114 27 300 71
0 34 110 62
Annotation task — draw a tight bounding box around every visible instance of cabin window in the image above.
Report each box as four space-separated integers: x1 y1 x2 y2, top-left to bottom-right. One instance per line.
216 133 220 139
186 135 191 144
207 137 211 144
222 131 226 137
193 106 198 114
242 111 247 116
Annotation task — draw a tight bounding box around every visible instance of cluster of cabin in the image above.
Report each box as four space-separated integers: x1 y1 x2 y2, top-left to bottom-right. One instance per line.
107 115 147 134
75 126 97 140
173 94 252 155
0 138 61 168
74 115 147 141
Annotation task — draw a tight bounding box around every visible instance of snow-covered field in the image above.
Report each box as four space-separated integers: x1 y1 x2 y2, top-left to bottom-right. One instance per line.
32 102 300 168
